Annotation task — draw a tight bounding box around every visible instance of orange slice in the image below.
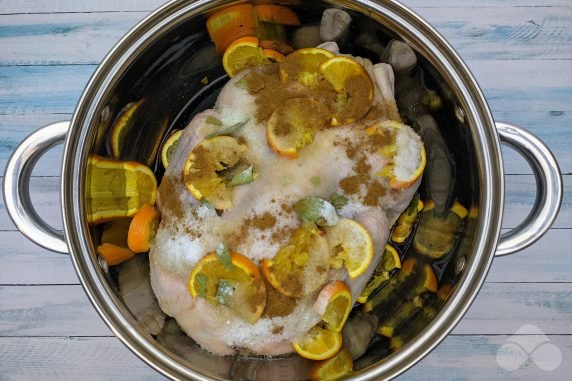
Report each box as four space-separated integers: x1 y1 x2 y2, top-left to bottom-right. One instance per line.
96 218 135 266
222 36 270 78
312 281 352 332
108 99 144 159
262 48 286 62
262 223 329 297
391 196 423 243
309 348 353 381
401 258 438 293
279 48 335 85
182 136 247 210
367 121 427 190
86 155 157 224
325 218 374 279
206 4 257 54
292 325 343 361
319 56 374 124
266 98 331 159
127 203 160 253
188 252 266 324
161 130 183 169
357 244 401 303
254 4 301 26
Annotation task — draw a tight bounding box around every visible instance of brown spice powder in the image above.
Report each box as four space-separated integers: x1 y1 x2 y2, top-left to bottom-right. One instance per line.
364 181 386 206
251 212 277 230
157 175 184 219
262 281 297 318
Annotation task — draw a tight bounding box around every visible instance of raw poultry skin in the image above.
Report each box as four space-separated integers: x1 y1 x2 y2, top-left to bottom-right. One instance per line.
149 52 423 356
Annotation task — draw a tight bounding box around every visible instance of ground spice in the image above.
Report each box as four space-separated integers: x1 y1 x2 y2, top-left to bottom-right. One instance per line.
157 175 184 219
364 181 386 206
339 175 361 195
263 282 297 318
333 75 373 122
251 212 277 230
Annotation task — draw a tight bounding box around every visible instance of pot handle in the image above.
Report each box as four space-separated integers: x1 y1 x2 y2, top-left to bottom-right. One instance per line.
495 122 562 256
3 121 70 254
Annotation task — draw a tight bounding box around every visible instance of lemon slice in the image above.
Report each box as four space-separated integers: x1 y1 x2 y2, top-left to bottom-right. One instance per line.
312 281 352 332
189 252 266 324
325 218 374 279
161 130 183 169
86 155 157 224
222 36 270 78
309 348 353 381
292 325 342 361
262 223 329 297
266 98 331 159
182 135 247 210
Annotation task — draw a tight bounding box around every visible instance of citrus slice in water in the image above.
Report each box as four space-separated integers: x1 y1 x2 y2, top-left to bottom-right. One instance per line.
86 155 157 224
312 281 353 332
161 129 183 169
292 325 343 361
309 347 353 381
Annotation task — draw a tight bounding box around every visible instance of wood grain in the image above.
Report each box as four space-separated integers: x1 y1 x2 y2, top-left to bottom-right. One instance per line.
1 7 570 65
0 0 569 379
0 335 570 380
1 0 571 14
0 232 77 285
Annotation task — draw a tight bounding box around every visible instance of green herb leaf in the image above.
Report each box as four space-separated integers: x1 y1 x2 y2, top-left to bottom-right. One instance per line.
310 176 321 187
330 193 349 210
196 273 207 298
216 243 233 271
215 279 235 305
294 196 339 227
229 165 255 187
206 116 223 126
205 120 248 139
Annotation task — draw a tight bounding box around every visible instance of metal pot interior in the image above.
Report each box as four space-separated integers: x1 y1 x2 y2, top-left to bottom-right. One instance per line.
81 0 489 379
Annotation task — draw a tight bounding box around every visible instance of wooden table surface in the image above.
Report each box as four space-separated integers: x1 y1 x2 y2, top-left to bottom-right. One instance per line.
0 0 570 380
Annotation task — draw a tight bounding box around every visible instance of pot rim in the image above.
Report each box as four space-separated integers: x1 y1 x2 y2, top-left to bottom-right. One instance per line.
61 0 503 380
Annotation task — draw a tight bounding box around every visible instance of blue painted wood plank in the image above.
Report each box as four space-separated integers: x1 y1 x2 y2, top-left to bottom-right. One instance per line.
0 12 147 65
0 65 95 114
1 7 570 65
0 232 77 285
411 6 572 60
0 0 571 14
0 335 570 380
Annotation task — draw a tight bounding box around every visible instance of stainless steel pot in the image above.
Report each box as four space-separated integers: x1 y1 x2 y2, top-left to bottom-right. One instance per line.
3 0 563 380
